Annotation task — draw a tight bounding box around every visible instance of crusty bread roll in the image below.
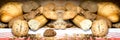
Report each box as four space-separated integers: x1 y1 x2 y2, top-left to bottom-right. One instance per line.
63 10 77 20
72 15 92 30
65 2 77 11
43 11 57 20
91 19 108 37
65 2 81 13
98 2 120 22
81 1 98 12
43 2 55 11
28 15 47 30
0 2 23 23
12 19 29 37
22 1 39 12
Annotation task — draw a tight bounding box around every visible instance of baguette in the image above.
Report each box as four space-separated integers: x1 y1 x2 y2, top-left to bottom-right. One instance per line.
28 15 47 30
72 15 92 30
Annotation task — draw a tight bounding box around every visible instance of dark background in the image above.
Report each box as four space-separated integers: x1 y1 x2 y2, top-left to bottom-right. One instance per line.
0 0 120 7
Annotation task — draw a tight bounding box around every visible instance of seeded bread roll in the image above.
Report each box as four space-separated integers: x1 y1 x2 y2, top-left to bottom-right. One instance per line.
12 19 29 37
44 29 56 40
28 15 47 30
44 29 56 37
91 19 108 37
72 15 92 30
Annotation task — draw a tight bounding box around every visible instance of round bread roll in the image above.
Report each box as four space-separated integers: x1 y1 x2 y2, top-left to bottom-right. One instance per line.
43 2 55 11
63 10 77 20
72 15 92 30
65 2 77 11
22 1 39 12
43 11 57 20
91 19 108 37
12 19 29 37
81 1 98 12
0 2 23 22
28 15 47 30
98 2 120 22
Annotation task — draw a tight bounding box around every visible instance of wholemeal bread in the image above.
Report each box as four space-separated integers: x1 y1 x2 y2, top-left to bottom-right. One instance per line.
91 19 108 37
12 19 29 37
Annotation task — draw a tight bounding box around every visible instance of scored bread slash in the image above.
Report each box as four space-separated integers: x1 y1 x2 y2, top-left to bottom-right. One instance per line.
72 15 92 30
12 19 29 37
28 15 47 30
91 19 108 37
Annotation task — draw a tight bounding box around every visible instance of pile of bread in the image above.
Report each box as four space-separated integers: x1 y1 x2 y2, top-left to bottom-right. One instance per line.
0 1 120 37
